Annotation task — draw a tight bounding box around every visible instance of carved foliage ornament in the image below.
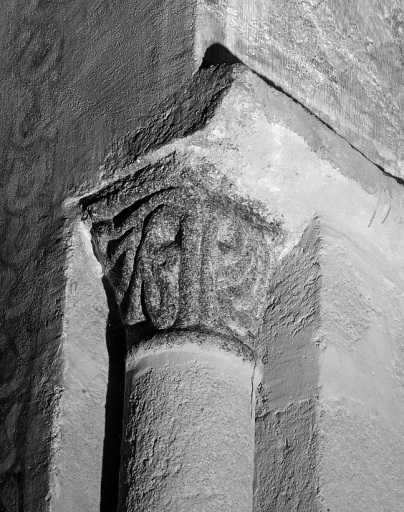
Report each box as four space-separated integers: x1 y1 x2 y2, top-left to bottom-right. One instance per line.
83 161 277 343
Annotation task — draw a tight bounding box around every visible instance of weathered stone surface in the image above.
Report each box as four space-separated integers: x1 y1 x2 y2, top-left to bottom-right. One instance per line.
88 64 403 510
0 1 196 506
317 227 404 510
180 66 403 511
1 0 404 504
49 221 109 512
254 220 321 510
83 160 281 345
82 146 281 510
196 0 404 180
120 339 257 512
254 399 319 512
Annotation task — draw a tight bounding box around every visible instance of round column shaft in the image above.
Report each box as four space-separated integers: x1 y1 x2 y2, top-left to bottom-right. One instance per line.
118 332 259 512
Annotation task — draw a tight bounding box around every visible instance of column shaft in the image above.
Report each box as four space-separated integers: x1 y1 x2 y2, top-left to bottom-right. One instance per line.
118 336 257 512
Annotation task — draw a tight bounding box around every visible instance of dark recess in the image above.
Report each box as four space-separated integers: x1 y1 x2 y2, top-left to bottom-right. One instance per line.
99 279 154 511
202 43 242 67
99 278 126 512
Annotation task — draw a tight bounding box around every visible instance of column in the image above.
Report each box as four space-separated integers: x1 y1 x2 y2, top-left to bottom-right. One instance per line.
84 167 275 512
120 332 257 511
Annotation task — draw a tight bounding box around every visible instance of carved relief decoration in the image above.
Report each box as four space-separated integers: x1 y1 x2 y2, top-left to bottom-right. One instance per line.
84 159 277 344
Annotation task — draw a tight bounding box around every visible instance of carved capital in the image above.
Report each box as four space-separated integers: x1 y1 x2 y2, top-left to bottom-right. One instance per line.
84 162 278 345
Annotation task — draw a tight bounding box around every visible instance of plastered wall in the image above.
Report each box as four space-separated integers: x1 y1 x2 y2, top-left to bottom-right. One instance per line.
1 1 404 510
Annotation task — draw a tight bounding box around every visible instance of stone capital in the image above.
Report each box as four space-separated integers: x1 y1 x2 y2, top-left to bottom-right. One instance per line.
84 163 278 348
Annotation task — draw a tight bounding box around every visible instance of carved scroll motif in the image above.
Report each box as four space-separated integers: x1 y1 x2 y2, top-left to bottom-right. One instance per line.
87 176 275 343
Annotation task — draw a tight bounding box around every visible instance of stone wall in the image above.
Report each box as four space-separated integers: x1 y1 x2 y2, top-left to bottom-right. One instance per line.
196 0 404 179
1 2 403 511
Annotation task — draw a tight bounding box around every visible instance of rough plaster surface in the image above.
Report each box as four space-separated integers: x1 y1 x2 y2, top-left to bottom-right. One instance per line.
186 67 403 511
255 399 318 512
81 127 278 509
197 0 404 180
0 5 404 503
253 221 321 510
120 341 256 511
0 0 196 507
317 227 404 510
90 65 404 510
49 221 109 511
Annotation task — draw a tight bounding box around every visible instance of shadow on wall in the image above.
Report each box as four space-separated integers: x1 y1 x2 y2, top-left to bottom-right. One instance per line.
99 280 154 511
201 43 279 90
201 43 242 67
201 43 321 120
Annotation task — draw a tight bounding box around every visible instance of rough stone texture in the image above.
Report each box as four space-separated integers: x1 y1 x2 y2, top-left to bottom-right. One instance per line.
60 63 404 510
83 158 281 345
317 226 404 510
184 67 403 511
254 399 318 512
120 340 257 511
253 221 321 510
92 65 403 510
40 63 403 510
196 0 404 180
1 0 404 505
82 150 281 508
0 1 196 507
258 221 321 410
49 221 109 512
